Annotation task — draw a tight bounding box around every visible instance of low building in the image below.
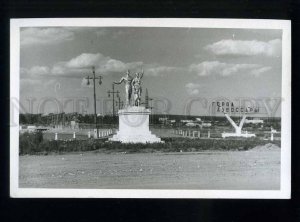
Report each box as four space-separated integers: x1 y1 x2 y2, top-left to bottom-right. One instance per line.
180 120 194 123
202 122 212 127
158 117 168 122
70 120 79 129
245 119 264 124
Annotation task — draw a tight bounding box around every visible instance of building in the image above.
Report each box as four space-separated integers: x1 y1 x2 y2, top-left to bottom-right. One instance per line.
245 118 264 124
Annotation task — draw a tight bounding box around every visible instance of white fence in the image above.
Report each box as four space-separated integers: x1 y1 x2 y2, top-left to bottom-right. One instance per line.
53 129 115 140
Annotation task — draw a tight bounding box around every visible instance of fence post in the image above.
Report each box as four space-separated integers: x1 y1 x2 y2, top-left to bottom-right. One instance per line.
271 132 274 141
73 132 76 139
192 131 196 138
55 133 58 140
88 131 91 139
208 131 210 138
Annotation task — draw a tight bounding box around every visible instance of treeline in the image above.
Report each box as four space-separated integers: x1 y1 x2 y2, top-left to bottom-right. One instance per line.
20 113 281 128
19 113 119 125
19 132 280 155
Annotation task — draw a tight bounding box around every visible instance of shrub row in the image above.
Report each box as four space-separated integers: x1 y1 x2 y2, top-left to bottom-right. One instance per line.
19 132 280 155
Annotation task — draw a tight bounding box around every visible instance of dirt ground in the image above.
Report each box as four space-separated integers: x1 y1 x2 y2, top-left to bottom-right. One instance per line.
19 146 280 190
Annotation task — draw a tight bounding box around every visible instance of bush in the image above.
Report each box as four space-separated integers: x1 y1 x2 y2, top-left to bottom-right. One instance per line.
19 134 281 155
19 131 44 154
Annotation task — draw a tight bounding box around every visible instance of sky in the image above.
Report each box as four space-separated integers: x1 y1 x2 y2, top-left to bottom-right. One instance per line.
19 27 282 117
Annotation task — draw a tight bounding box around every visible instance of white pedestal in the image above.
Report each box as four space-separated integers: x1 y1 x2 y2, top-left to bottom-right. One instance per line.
109 106 162 143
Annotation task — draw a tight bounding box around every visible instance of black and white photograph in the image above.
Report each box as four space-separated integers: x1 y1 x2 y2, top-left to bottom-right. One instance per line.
10 18 291 198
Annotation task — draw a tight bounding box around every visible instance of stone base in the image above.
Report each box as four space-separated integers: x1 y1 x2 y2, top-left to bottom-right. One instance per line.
109 106 162 143
110 133 162 143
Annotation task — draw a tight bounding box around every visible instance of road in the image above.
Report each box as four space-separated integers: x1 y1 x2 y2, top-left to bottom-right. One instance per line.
19 148 280 190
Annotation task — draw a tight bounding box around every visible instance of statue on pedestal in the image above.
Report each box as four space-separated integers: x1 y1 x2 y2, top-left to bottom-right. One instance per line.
114 70 133 106
110 69 162 143
132 70 143 106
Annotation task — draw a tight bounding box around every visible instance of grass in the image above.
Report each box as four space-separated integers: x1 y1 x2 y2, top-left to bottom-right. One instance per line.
19 132 281 155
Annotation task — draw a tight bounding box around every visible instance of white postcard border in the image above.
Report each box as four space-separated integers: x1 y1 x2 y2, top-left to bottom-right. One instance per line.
10 18 291 199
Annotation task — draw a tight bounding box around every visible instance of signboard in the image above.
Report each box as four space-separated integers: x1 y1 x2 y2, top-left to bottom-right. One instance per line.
212 101 260 114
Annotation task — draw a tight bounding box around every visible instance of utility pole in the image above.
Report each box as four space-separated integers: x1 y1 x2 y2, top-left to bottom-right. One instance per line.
107 83 119 116
148 97 153 124
145 88 149 109
116 97 124 110
85 66 102 138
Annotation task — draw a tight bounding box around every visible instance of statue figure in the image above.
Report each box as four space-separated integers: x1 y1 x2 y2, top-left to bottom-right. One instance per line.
114 70 133 106
132 70 144 106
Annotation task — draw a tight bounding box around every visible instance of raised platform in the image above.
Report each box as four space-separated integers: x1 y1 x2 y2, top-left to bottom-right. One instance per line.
109 106 162 143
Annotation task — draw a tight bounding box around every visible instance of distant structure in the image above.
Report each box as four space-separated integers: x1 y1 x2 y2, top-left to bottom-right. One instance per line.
185 122 201 127
180 120 194 123
159 117 168 122
202 122 212 127
180 118 211 128
222 113 256 138
245 118 264 124
70 120 79 130
158 117 176 126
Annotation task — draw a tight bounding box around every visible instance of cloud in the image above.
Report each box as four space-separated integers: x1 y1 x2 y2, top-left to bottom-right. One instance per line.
21 52 178 82
250 66 272 77
103 59 127 72
80 78 93 88
20 78 56 88
51 63 68 75
19 53 143 80
185 83 202 95
21 28 74 46
63 53 143 74
189 61 271 77
66 53 107 68
51 53 172 77
145 66 180 76
21 66 50 77
205 39 281 57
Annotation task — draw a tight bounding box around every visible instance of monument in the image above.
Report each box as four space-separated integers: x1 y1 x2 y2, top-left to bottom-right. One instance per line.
109 70 162 143
221 113 256 138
